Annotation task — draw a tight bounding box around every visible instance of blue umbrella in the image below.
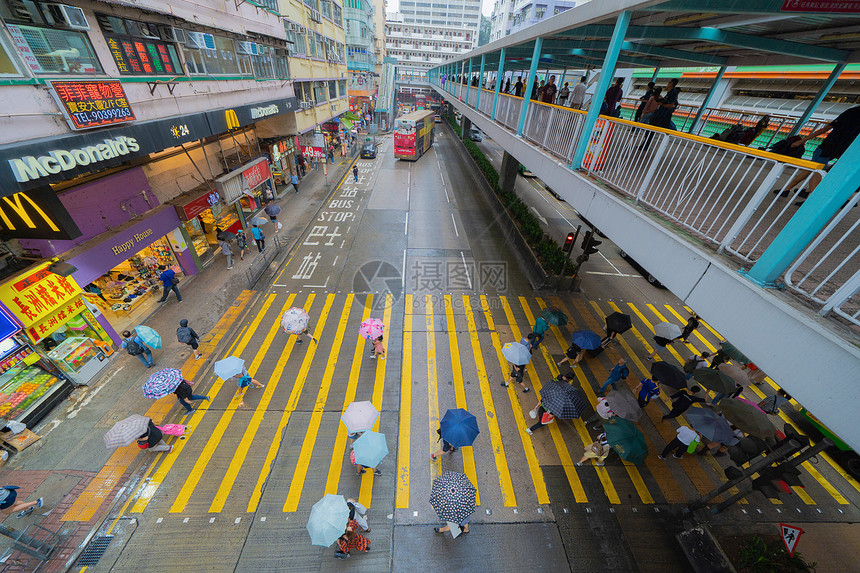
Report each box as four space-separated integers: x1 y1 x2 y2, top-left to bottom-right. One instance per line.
352 430 388 467
306 494 350 547
213 356 245 381
571 329 601 350
251 216 268 226
135 325 161 349
501 342 531 365
142 368 183 399
685 408 739 446
440 408 480 447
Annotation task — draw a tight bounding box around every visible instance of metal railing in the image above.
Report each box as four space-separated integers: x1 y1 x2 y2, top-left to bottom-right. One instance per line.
433 78 860 329
245 234 284 287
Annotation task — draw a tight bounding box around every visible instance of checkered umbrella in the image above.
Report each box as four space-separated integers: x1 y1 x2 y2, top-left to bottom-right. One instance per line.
429 471 476 524
281 307 310 334
540 380 587 419
358 318 385 340
103 415 150 449
142 368 183 399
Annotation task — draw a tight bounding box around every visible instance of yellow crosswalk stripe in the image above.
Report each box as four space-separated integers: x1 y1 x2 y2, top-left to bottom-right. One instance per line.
477 295 549 505
285 294 353 511
396 294 414 509
519 297 620 505
130 292 278 514
249 293 335 513
207 295 299 513
440 295 481 504
461 296 517 507
543 298 653 504
359 295 394 506
326 296 372 497
498 296 588 503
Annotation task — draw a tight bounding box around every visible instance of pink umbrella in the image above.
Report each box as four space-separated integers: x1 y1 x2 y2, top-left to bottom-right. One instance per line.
359 318 385 340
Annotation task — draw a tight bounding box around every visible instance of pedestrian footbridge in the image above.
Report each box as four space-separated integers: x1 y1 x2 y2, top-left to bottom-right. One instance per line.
429 0 860 451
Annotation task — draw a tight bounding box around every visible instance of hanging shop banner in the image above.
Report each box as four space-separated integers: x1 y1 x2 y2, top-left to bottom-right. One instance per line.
0 263 83 328
104 35 179 75
0 186 81 241
24 296 87 343
47 80 136 131
176 189 221 221
242 161 272 190
297 132 326 158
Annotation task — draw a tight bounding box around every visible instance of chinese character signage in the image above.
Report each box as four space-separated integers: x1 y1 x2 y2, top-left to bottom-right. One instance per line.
297 133 326 159
242 161 272 190
25 297 87 343
782 1 860 12
0 263 83 328
178 190 220 221
104 35 178 76
47 80 136 131
5 24 42 73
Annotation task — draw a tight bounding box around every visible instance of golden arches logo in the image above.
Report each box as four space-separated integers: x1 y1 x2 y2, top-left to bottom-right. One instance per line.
225 109 240 130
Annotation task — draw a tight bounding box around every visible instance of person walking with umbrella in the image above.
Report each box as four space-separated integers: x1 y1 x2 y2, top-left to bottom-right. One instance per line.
282 307 317 344
501 342 531 393
658 425 702 460
576 433 610 467
234 370 264 409
557 342 584 368
334 520 371 559
432 409 479 460
598 358 629 394
137 418 173 453
250 224 265 253
351 430 387 475
176 319 203 360
561 330 602 368
527 378 586 434
583 396 614 431
528 316 549 354
662 386 706 421
647 322 683 361
219 237 234 270
430 472 476 538
264 201 281 232
601 312 632 347
174 378 210 415
121 329 154 368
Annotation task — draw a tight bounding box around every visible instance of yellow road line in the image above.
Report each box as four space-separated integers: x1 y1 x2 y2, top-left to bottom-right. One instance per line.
207 294 298 513
426 296 448 488
126 291 265 515
438 295 480 505
542 297 653 504
359 294 394 507
519 297 620 504
478 295 548 505
285 294 352 512
326 296 372 496
461 296 517 506
171 294 298 514
396 294 414 509
498 296 587 503
248 294 335 513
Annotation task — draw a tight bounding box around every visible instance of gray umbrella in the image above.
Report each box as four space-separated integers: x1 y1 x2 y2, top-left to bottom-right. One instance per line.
684 408 739 445
604 391 642 422
692 368 736 395
104 415 150 449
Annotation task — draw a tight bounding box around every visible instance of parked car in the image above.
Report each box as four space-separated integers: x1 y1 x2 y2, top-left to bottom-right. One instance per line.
619 250 666 288
469 127 482 141
360 143 377 158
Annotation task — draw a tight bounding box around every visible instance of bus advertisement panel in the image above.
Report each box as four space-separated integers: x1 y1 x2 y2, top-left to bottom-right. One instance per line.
394 110 435 160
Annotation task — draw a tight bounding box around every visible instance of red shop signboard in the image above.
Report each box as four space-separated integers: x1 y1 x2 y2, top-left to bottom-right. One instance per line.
47 80 135 131
242 161 272 190
178 190 220 221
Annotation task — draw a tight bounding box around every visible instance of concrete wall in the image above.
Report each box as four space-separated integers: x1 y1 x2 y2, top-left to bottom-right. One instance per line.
438 86 860 453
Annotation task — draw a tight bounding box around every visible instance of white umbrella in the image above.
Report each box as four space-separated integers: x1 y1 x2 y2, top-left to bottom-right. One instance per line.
654 322 682 340
341 401 379 434
281 307 310 334
501 342 531 365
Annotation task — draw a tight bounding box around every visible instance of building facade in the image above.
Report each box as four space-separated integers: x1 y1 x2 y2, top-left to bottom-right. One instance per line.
396 0 480 42
490 0 577 41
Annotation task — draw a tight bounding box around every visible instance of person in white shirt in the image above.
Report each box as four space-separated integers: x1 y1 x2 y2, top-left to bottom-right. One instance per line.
658 425 701 460
569 76 588 109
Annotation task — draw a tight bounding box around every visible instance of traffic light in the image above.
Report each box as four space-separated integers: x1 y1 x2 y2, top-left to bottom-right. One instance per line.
563 232 575 253
579 231 602 261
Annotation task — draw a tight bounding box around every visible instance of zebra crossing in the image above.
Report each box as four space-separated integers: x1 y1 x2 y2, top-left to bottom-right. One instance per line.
112 291 859 523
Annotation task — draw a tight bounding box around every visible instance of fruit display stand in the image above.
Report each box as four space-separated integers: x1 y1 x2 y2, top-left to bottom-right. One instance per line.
0 361 62 423
47 336 108 387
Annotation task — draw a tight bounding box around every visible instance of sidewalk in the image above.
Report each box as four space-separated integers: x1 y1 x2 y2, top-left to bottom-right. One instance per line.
0 150 357 571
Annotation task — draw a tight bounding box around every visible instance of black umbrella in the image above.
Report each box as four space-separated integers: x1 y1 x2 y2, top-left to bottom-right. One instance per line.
540 380 587 419
605 312 632 334
650 361 687 390
217 231 237 241
429 471 476 523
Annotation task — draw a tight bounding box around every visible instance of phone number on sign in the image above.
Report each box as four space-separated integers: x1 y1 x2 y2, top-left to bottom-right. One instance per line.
72 107 133 124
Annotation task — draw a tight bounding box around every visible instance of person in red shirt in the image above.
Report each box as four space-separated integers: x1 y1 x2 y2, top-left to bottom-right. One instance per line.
541 75 558 104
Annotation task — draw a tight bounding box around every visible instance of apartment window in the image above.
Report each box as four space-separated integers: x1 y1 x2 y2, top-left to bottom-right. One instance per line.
338 79 346 96
251 45 289 79
303 0 319 9
0 21 101 73
313 80 327 103
321 0 332 20
332 3 342 26
328 80 336 99
535 5 546 19
182 34 242 75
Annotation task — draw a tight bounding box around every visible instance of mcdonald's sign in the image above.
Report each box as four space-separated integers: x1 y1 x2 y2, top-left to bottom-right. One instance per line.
225 109 241 131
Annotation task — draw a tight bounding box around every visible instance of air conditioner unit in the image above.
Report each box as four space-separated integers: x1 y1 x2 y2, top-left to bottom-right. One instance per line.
160 26 186 43
185 31 216 50
309 9 321 23
237 41 259 55
45 4 90 30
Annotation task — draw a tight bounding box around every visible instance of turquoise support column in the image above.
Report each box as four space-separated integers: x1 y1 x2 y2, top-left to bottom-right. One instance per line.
475 54 486 110
492 48 506 120
650 67 660 82
465 59 473 105
689 65 727 132
516 37 543 136
570 11 631 169
459 60 466 99
745 134 860 286
789 63 845 136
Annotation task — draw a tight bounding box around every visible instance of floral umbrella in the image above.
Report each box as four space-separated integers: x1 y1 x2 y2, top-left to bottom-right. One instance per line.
281 307 310 334
429 471 476 524
358 318 385 340
142 368 183 399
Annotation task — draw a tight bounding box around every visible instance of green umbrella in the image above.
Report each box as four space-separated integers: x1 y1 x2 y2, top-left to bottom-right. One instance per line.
603 416 648 465
720 341 749 364
539 307 568 327
692 368 736 395
718 398 776 440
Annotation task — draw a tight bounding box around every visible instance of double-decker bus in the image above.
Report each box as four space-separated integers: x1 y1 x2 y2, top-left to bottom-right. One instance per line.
394 109 435 160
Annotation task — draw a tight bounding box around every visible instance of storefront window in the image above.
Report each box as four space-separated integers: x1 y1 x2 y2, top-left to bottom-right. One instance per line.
183 203 242 262
3 23 102 74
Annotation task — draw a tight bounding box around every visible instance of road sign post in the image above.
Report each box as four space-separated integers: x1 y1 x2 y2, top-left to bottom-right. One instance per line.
780 523 804 557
